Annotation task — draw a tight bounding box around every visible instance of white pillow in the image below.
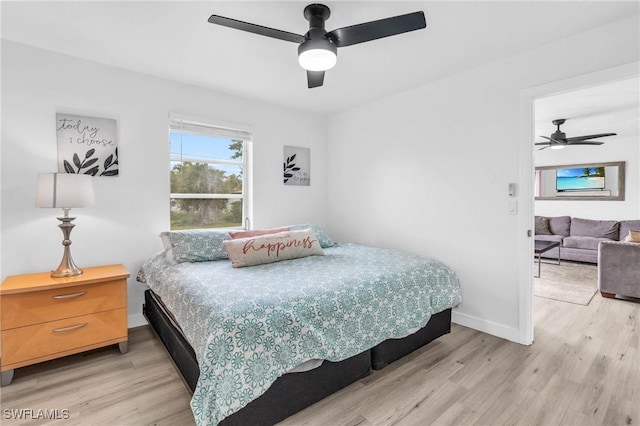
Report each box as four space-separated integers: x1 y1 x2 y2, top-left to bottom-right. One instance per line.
223 228 324 268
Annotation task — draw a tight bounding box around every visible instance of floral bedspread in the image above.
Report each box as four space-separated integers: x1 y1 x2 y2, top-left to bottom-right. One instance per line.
139 243 461 425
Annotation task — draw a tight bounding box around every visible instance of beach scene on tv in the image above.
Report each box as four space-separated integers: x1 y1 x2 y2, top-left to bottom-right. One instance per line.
556 166 606 191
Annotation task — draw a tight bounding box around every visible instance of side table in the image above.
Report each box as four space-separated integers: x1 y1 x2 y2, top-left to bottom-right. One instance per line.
0 264 129 386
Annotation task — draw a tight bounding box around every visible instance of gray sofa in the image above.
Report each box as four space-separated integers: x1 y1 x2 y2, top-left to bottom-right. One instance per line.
598 241 640 299
534 216 640 264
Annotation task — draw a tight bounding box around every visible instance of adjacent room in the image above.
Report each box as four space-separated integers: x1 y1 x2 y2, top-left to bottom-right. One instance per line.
1 1 639 425
533 78 640 306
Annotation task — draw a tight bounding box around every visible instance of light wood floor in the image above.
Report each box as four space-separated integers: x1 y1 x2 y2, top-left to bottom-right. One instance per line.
1 293 638 425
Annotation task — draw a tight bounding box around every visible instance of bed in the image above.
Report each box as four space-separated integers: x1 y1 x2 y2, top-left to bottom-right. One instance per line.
138 226 461 426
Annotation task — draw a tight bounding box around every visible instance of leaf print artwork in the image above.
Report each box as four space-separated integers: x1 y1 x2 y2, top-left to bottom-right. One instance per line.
283 146 310 185
283 154 300 183
63 148 103 176
100 148 119 176
56 113 119 177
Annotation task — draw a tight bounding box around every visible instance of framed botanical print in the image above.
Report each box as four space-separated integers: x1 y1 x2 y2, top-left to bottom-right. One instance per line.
56 113 119 176
283 145 310 186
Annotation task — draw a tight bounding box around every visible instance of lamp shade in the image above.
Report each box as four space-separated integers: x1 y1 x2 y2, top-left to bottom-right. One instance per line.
36 173 95 208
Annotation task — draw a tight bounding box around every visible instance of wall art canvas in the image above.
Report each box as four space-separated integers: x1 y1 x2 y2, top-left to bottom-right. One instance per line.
56 113 119 176
283 145 310 186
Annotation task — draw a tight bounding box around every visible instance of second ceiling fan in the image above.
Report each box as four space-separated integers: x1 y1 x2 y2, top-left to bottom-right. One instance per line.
208 4 426 88
535 119 617 150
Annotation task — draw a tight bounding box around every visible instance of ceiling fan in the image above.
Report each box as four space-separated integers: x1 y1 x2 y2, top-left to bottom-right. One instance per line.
208 4 426 88
535 119 616 150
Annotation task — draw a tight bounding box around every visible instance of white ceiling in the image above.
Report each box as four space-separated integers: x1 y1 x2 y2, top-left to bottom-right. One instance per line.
2 1 639 115
535 77 640 144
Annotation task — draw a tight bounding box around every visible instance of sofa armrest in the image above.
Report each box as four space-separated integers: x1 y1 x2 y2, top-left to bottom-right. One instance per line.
598 241 640 298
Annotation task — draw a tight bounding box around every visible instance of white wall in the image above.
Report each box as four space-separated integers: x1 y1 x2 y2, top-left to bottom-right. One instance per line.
2 14 638 343
535 131 639 220
327 15 639 342
1 41 328 325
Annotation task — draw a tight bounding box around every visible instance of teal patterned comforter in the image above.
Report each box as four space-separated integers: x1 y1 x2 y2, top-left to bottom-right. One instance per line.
140 243 461 425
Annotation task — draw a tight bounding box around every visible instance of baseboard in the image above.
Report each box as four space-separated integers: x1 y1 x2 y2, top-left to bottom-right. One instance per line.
128 313 148 328
451 310 524 344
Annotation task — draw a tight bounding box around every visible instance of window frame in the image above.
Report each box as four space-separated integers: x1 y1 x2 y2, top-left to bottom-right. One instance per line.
168 114 253 230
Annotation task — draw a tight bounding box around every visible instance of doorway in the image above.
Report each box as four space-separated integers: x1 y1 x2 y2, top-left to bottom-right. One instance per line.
518 62 639 344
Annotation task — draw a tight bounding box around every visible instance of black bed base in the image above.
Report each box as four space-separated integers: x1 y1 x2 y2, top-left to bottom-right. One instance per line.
143 290 371 425
371 308 451 370
143 289 200 391
143 290 451 425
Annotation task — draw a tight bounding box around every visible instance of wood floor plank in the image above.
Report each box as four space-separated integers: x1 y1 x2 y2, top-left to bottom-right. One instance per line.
1 277 638 426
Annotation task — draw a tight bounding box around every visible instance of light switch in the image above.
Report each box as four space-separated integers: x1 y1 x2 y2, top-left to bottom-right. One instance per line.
507 199 517 215
508 183 517 197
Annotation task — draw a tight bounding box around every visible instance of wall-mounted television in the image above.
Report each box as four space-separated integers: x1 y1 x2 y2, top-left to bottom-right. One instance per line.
556 166 605 191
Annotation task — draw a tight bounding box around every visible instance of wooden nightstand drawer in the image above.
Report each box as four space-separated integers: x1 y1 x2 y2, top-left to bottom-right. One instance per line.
1 308 127 369
1 264 130 385
1 279 126 330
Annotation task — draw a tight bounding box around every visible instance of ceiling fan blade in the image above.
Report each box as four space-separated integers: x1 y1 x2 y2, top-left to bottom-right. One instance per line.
566 141 605 146
208 15 305 43
537 145 551 151
539 135 566 144
534 142 552 146
564 132 616 142
307 70 325 88
326 11 426 48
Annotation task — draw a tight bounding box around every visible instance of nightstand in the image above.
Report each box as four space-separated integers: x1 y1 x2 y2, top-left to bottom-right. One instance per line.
0 264 129 386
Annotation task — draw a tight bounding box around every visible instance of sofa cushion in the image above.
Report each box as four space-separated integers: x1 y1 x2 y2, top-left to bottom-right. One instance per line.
534 216 552 235
619 220 640 241
548 216 571 237
570 217 619 239
563 236 614 250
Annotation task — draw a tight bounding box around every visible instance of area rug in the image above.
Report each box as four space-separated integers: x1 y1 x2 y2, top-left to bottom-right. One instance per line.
534 261 598 305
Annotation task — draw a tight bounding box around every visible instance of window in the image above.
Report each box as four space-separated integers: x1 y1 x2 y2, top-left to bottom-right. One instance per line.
169 115 252 230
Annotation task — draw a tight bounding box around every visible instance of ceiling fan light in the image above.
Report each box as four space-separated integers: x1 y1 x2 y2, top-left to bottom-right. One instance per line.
298 38 337 71
550 145 565 150
299 49 337 71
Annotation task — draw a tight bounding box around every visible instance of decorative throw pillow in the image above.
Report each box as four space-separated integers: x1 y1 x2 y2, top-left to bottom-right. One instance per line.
223 228 324 268
289 223 336 248
548 216 571 237
535 216 552 235
159 229 230 263
627 229 640 243
228 226 290 239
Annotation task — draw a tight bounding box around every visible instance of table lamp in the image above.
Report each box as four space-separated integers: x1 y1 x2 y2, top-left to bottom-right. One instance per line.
36 172 95 277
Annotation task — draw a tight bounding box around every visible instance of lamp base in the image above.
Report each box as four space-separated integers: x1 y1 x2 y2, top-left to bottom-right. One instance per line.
51 258 83 278
51 215 83 278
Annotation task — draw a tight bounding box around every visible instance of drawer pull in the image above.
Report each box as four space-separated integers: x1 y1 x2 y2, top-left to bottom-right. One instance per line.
52 323 87 333
52 291 87 300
